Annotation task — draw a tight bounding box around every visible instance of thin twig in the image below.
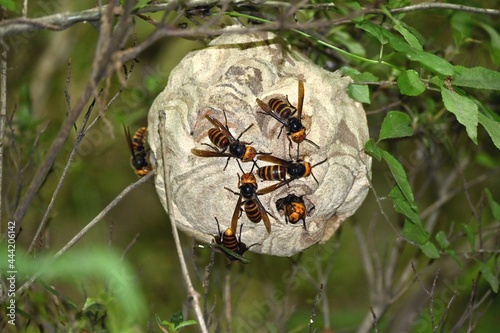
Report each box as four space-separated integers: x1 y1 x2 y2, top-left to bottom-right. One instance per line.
10 1 134 230
372 2 500 16
420 170 499 220
158 110 208 333
202 244 215 325
428 270 440 331
15 172 153 296
308 283 323 333
370 307 379 333
27 90 102 254
436 287 456 332
1 1 498 38
0 47 6 230
64 58 72 114
121 233 141 261
353 220 375 287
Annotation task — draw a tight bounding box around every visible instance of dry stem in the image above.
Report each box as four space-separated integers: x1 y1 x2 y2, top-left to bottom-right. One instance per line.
158 110 208 333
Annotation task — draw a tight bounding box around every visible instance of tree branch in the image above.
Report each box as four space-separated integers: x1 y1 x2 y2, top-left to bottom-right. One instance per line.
0 48 6 230
15 172 153 296
1 1 498 39
158 110 208 333
10 1 134 230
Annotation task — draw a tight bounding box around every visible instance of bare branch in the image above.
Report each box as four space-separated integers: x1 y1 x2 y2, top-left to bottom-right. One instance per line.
26 89 102 254
1 1 497 39
121 233 141 261
374 2 500 16
15 172 153 296
308 283 323 333
370 307 379 333
202 245 215 325
158 110 208 333
0 48 6 230
10 1 135 230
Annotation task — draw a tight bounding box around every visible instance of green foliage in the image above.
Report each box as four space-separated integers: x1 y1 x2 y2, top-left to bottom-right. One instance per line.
156 312 197 332
214 243 251 263
119 0 149 10
462 223 476 250
479 262 499 293
0 0 16 11
478 113 500 150
0 246 147 332
15 85 43 138
435 231 462 267
4 1 500 332
356 20 455 75
379 111 413 140
452 66 500 90
365 105 454 258
397 70 425 96
441 87 479 144
366 136 440 258
342 67 377 103
485 188 500 221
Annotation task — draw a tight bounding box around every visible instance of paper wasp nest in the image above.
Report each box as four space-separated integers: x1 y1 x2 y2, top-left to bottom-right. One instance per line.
148 30 371 257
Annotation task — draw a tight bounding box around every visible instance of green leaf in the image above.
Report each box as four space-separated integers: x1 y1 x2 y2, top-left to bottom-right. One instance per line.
435 231 450 248
397 70 426 96
215 244 251 263
441 88 478 144
134 0 150 10
419 241 440 259
171 311 183 327
348 84 370 103
475 151 500 168
479 262 499 293
356 21 389 45
176 320 198 329
390 186 427 246
445 249 463 268
477 22 500 66
0 247 148 330
379 111 413 140
393 23 422 51
484 188 500 221
387 0 411 8
452 66 500 90
332 30 366 57
389 187 420 223
450 12 475 46
0 0 16 11
405 50 454 76
357 21 454 75
364 139 383 160
382 151 414 203
462 223 475 250
342 67 377 104
156 314 175 333
402 219 428 244
429 76 442 88
478 112 500 150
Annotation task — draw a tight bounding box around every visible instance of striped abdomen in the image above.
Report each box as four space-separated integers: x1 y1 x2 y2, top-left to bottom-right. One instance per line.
244 200 262 223
222 228 239 252
268 98 296 119
208 128 230 150
257 165 287 181
132 127 148 152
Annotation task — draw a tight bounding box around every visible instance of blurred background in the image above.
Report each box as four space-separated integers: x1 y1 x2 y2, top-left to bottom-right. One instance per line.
1 1 499 332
